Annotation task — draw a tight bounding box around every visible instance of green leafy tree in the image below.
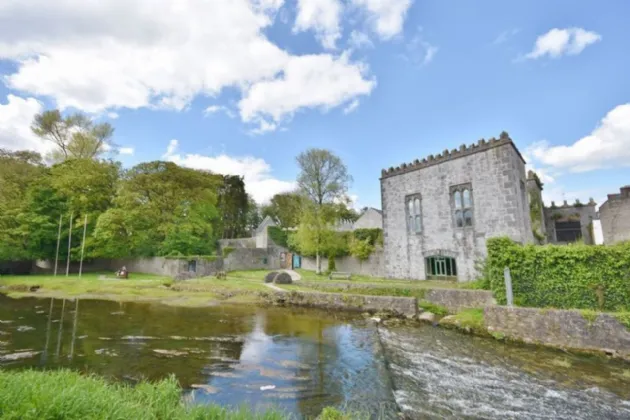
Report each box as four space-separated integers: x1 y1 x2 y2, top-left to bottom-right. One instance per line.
217 175 249 239
246 195 262 232
294 149 352 273
32 110 115 162
93 161 220 257
262 192 304 229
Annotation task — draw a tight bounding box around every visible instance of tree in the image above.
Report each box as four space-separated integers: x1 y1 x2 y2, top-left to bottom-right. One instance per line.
294 149 352 273
217 175 249 239
93 161 220 257
262 192 304 229
246 195 262 233
32 110 115 162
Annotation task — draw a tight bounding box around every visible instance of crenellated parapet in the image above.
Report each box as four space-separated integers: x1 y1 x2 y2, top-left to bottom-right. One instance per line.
380 131 523 179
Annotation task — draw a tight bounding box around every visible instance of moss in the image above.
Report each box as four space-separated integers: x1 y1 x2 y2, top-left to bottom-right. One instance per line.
452 308 485 331
613 312 630 330
418 301 449 316
580 309 599 326
221 247 235 257
550 358 573 368
490 331 506 340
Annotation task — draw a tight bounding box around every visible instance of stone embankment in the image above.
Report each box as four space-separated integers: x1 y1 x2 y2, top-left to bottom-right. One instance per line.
264 290 418 318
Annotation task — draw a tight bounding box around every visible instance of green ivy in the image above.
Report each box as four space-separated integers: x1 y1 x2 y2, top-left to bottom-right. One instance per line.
221 246 235 257
352 228 383 246
486 237 630 311
267 226 289 248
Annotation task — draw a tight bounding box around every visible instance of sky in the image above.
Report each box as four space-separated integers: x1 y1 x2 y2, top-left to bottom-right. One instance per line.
0 0 629 208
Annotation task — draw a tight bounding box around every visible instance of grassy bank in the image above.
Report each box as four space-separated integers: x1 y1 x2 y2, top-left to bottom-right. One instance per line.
0 370 360 420
0 272 268 307
0 370 284 420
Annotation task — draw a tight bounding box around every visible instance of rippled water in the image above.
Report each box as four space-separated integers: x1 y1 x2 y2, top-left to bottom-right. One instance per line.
1 294 629 419
379 325 630 419
0 295 397 418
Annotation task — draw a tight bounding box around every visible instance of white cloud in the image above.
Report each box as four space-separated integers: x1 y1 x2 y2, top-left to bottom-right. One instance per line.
348 30 373 50
239 53 375 127
401 28 438 66
107 112 119 119
204 105 235 118
352 0 413 39
528 103 630 172
0 94 53 154
163 139 295 203
0 0 374 132
119 147 134 155
525 27 601 60
294 0 342 49
343 99 360 114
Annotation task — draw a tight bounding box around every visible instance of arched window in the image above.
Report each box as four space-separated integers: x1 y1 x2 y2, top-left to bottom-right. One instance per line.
405 194 422 234
452 185 473 227
425 256 457 279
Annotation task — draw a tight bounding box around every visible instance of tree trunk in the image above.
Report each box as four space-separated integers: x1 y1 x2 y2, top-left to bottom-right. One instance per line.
316 252 321 275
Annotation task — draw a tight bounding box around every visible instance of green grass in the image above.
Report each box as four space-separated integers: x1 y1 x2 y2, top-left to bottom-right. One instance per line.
450 308 485 331
0 370 286 420
418 301 449 316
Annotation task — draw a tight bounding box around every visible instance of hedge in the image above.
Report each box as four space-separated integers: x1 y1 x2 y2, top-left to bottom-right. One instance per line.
486 237 630 311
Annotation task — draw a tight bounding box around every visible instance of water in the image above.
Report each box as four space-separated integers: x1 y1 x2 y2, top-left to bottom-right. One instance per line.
379 325 630 419
1 295 629 419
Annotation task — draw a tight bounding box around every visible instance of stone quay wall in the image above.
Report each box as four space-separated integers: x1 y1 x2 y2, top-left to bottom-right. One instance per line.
424 288 496 313
266 290 418 317
484 306 630 361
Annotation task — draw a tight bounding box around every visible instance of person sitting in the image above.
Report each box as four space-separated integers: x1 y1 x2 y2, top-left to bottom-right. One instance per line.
116 266 129 279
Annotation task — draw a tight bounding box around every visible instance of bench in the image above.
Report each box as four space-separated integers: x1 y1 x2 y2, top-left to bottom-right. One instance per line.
328 271 351 280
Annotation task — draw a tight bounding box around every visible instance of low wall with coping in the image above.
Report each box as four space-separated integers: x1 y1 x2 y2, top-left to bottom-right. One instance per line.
266 290 418 317
484 306 630 360
424 288 496 313
301 249 385 277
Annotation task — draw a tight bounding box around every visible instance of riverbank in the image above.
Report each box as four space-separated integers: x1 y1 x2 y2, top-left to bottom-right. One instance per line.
0 369 356 420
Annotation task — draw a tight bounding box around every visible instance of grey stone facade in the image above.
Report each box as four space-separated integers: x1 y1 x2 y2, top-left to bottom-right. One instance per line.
543 200 597 245
380 133 532 282
599 186 630 244
352 207 383 229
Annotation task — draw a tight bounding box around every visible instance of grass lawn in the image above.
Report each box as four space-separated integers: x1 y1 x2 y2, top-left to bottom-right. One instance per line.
0 272 269 306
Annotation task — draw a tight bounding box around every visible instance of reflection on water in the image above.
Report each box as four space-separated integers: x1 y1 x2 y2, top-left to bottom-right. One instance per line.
1 294 630 419
379 325 630 420
0 295 397 418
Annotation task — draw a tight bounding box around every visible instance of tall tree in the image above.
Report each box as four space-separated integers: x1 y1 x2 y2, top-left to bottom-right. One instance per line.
262 192 304 229
294 149 352 273
32 110 115 162
217 175 249 239
246 195 262 233
93 161 220 257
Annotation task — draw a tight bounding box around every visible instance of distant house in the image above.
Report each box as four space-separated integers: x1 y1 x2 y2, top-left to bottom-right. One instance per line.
599 186 630 244
353 207 383 230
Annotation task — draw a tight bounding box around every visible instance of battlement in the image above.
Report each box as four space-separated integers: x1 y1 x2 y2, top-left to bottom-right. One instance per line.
380 132 525 179
606 185 630 201
548 198 597 209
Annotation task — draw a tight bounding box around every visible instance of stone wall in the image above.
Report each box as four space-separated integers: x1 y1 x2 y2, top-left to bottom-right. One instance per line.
266 290 418 317
526 171 546 243
218 237 256 249
484 306 630 360
301 249 385 277
543 201 597 244
424 288 496 313
381 134 532 282
353 208 383 229
223 247 282 272
599 186 630 244
0 261 33 275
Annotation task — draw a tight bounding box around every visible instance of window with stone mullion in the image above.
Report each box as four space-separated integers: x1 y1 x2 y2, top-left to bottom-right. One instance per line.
406 194 422 234
453 186 473 227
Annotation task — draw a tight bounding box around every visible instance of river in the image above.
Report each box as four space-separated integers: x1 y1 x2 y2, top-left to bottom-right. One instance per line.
0 295 629 419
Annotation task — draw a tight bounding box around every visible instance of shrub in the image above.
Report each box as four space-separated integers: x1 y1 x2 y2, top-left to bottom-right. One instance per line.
222 246 235 257
267 226 289 248
352 228 383 246
486 237 630 311
327 254 336 272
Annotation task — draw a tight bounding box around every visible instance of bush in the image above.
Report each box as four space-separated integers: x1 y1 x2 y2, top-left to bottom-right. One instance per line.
486 237 630 311
327 254 336 272
352 228 383 246
267 226 289 248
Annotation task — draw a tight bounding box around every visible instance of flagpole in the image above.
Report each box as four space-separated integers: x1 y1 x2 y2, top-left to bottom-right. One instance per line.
66 212 73 277
54 215 62 276
78 215 88 278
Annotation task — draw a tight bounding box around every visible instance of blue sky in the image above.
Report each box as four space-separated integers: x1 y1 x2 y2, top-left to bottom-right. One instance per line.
1 0 628 207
